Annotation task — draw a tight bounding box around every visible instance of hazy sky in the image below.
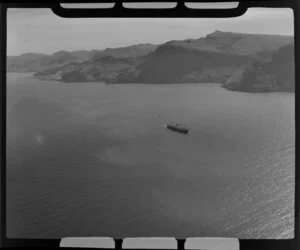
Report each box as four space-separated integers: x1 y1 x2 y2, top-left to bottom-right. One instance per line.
7 7 294 56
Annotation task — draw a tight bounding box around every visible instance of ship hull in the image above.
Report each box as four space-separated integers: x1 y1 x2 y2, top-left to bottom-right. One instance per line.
166 125 189 134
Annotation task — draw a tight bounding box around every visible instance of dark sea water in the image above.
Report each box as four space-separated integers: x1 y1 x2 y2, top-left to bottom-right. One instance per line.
6 73 295 239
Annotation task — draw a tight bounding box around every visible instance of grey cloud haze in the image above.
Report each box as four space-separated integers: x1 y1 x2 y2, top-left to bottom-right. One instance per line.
7 8 293 56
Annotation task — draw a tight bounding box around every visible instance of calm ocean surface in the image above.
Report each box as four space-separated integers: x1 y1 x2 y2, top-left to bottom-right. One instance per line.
7 72 295 239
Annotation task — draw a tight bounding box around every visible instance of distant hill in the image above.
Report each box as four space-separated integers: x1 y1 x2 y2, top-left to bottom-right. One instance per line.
7 53 48 72
159 30 293 55
223 43 294 92
7 50 96 72
91 43 157 60
7 44 157 73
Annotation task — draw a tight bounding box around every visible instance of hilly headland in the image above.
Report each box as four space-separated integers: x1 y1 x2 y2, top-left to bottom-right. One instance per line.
7 30 294 92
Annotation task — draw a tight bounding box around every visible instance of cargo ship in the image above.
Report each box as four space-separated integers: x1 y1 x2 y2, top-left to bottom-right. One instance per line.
166 123 189 134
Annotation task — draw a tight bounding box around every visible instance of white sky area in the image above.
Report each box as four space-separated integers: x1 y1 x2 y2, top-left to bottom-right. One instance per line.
7 7 294 56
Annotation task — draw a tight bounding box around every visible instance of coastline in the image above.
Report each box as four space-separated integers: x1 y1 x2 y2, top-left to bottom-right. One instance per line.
7 72 295 94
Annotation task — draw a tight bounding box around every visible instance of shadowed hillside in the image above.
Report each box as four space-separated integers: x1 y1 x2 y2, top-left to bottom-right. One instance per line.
115 43 252 83
223 43 294 92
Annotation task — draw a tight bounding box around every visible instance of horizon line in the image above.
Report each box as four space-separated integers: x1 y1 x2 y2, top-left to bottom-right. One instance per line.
7 29 294 57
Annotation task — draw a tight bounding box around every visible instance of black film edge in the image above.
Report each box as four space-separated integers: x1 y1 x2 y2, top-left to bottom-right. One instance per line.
0 0 299 250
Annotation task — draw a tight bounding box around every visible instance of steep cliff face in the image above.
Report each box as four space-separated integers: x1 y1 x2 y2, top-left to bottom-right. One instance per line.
223 43 294 92
263 43 295 91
